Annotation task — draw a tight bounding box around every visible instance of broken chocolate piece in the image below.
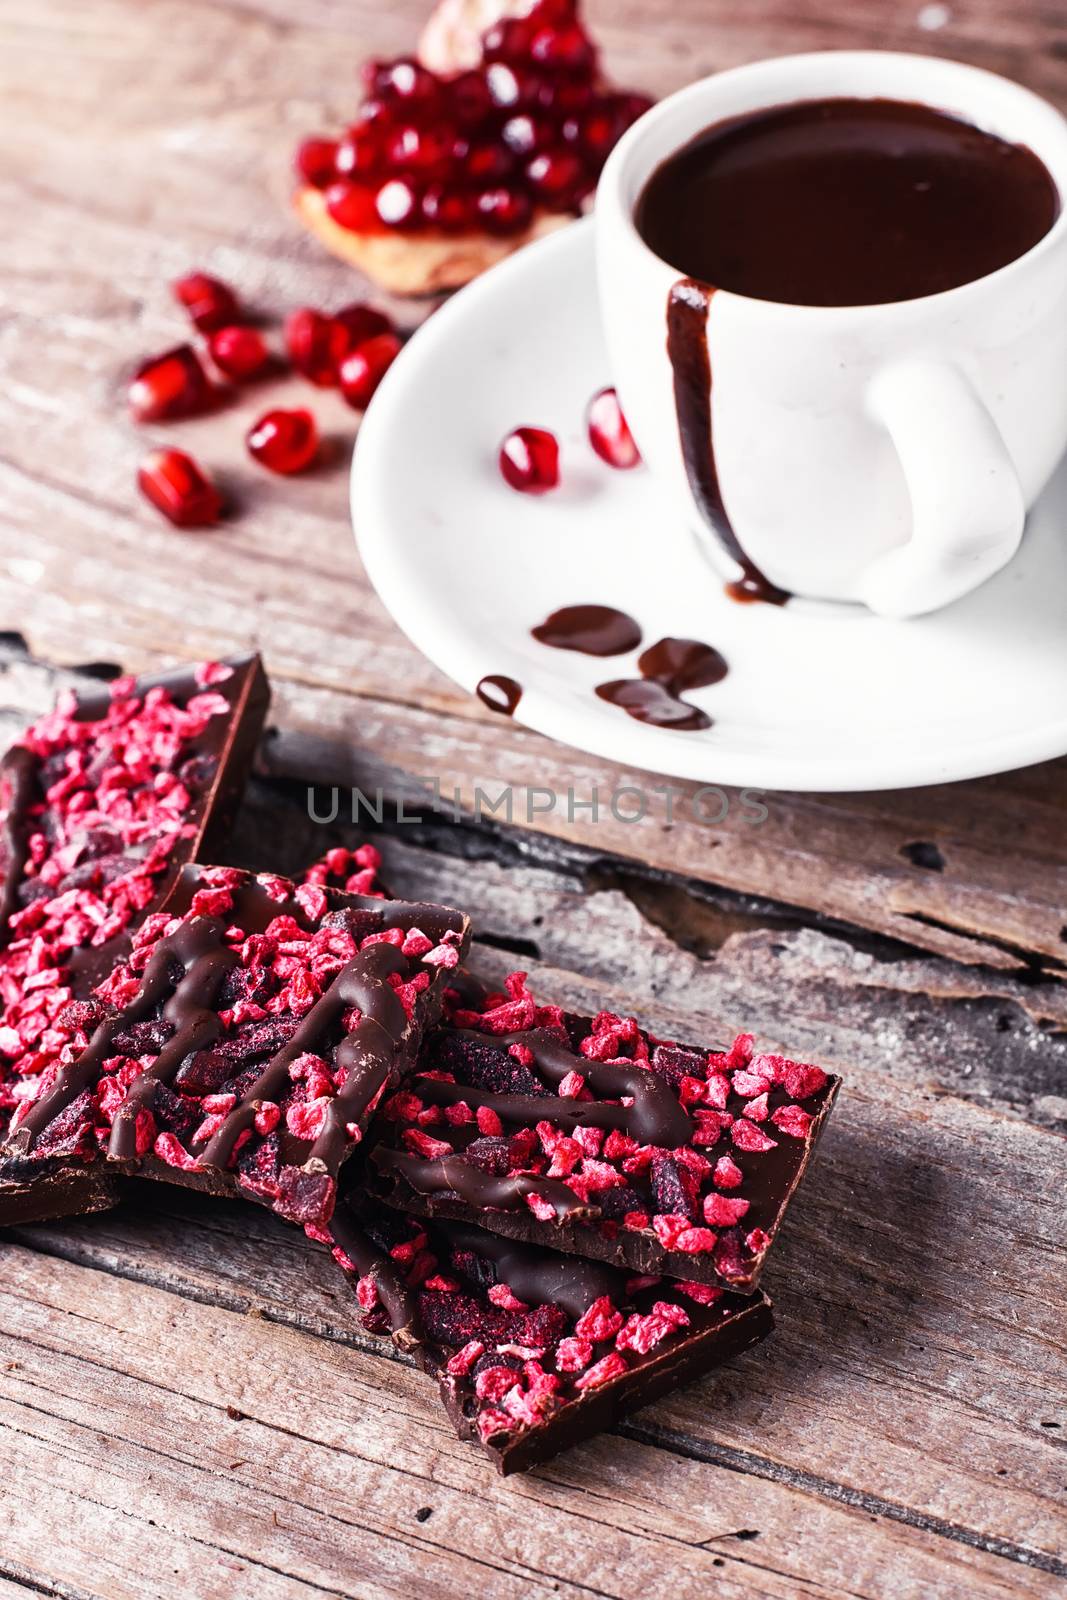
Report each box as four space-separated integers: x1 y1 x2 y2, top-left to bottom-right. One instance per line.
327 1196 773 1474
1 866 469 1230
368 971 840 1289
0 657 269 1223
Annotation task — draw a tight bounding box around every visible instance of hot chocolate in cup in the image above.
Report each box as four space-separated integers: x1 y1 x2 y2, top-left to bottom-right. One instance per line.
596 52 1067 617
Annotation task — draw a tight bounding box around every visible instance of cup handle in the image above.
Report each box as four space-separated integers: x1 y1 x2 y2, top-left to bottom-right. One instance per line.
855 358 1025 619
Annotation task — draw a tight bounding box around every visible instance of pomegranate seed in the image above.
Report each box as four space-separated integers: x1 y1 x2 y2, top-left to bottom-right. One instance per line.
128 344 215 422
421 185 476 231
336 122 383 179
499 427 560 493
482 16 537 65
542 79 595 115
296 137 339 189
338 333 402 410
325 180 380 233
451 71 493 126
476 186 532 234
387 122 455 175
138 448 223 527
614 91 656 128
285 308 348 387
207 325 271 382
172 272 240 332
368 58 439 106
466 142 515 183
586 388 641 469
376 177 421 229
530 23 596 72
486 62 537 111
246 409 319 475
525 147 583 202
335 303 395 351
502 115 551 155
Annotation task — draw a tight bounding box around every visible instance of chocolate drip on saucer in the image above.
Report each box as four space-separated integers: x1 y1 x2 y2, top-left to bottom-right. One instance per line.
476 675 523 716
595 679 712 731
531 605 642 657
637 637 727 692
666 279 789 608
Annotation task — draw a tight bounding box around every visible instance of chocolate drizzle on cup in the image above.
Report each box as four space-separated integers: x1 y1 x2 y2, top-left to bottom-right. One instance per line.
596 635 728 732
666 280 790 607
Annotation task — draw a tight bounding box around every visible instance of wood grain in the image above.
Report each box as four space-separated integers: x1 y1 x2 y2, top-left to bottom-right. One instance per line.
1 1242 1062 1600
2 1 1067 1595
3 0 1067 982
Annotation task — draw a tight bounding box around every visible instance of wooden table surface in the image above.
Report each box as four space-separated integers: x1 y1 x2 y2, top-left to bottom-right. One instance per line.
2 1 1066 1596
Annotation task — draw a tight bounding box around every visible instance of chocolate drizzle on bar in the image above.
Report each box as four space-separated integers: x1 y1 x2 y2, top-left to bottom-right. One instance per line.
666 278 789 608
3 868 469 1226
0 747 37 942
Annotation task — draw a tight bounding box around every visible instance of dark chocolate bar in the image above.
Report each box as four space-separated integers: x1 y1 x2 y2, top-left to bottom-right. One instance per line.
327 1196 773 1474
368 972 840 1290
1 866 469 1229
0 657 269 1223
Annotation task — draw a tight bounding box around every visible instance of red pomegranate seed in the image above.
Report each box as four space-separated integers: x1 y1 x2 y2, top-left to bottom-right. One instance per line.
335 303 395 350
526 147 583 202
339 333 402 410
172 272 240 333
128 344 215 422
587 388 641 469
285 308 349 387
502 114 552 155
368 57 440 107
376 177 421 229
499 427 560 493
483 17 537 65
138 448 223 527
295 137 339 189
336 122 383 179
530 23 596 72
421 185 476 231
246 409 319 475
476 185 533 234
451 70 493 126
467 142 515 183
325 180 380 233
485 62 538 111
207 325 271 382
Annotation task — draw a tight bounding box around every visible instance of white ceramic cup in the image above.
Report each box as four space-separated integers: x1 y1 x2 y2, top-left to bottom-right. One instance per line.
596 52 1067 617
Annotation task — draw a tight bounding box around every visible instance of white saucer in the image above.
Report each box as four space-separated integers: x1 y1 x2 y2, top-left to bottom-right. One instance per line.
352 218 1067 793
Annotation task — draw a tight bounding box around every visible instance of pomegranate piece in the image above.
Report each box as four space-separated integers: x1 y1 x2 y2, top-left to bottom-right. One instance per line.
172 271 240 332
208 325 271 383
246 409 319 475
295 0 653 254
325 180 380 233
586 387 641 469
295 136 340 189
128 344 215 423
499 426 559 493
284 308 349 387
335 303 396 349
137 448 223 528
338 333 403 411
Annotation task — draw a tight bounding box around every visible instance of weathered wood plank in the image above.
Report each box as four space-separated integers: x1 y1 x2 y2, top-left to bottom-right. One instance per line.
13 967 1064 1575
1 1244 1060 1600
3 0 1067 978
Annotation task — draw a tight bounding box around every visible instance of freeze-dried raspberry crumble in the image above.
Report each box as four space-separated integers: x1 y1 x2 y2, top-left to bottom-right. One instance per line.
368 971 840 1289
0 657 268 1179
0 865 468 1229
327 1198 772 1473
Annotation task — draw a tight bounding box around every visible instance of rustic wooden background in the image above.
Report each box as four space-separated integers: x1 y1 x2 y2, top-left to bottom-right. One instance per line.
1 0 1066 1596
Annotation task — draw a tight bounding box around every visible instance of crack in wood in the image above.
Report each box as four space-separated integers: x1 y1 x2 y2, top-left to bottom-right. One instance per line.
616 1420 1067 1578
